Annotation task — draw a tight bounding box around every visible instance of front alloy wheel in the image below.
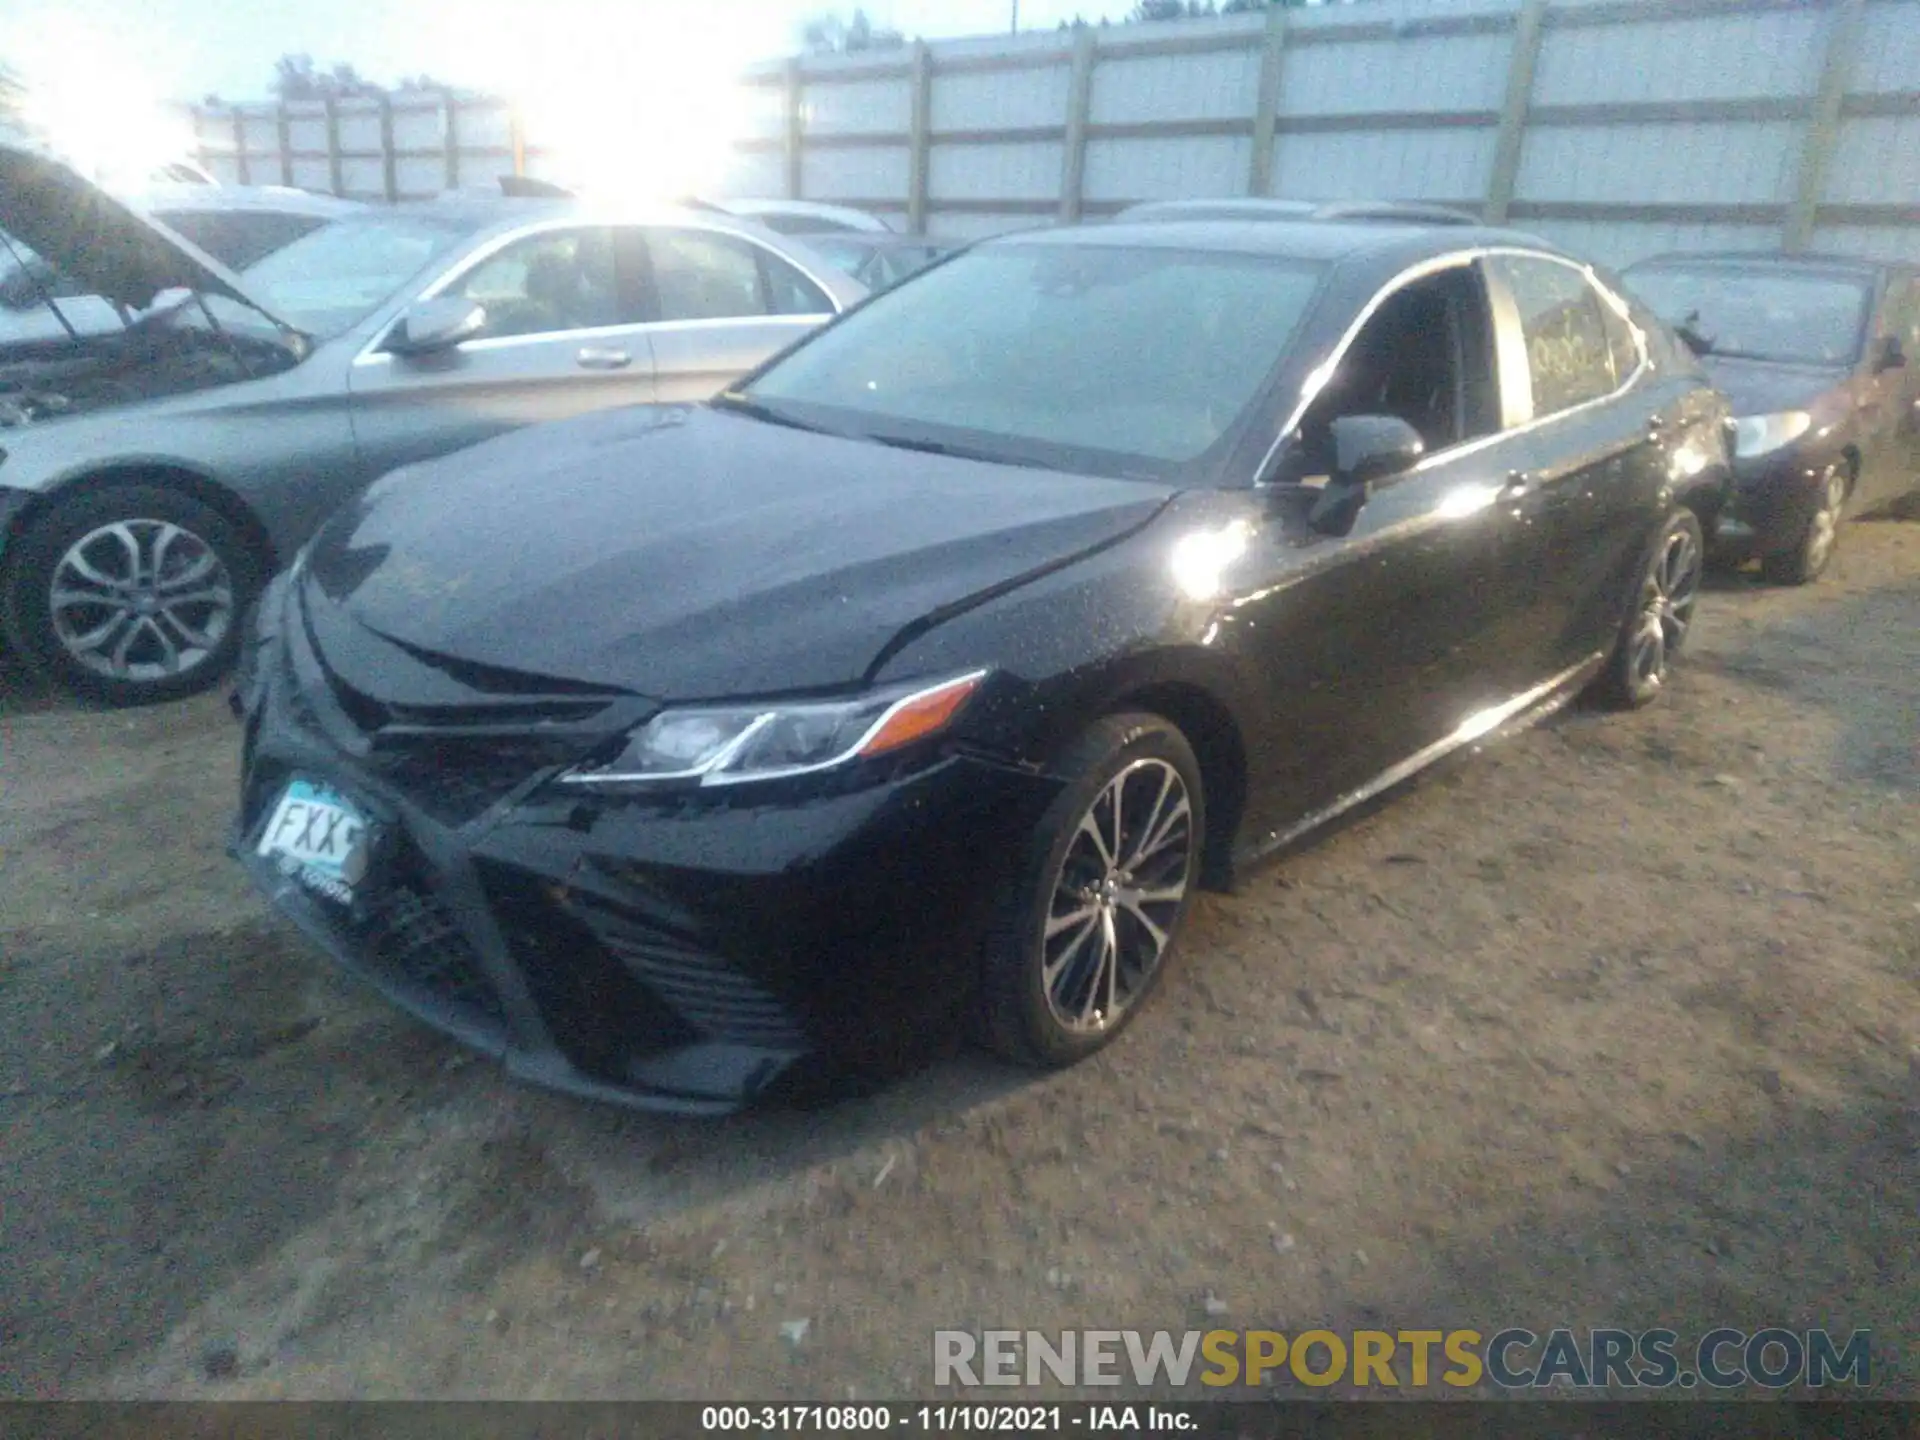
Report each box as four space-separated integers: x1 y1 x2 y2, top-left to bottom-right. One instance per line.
50 519 237 686
1 483 256 706
982 713 1205 1068
1761 463 1847 585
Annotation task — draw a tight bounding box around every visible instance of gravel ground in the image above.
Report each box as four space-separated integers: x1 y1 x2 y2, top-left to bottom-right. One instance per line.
2 515 1916 1400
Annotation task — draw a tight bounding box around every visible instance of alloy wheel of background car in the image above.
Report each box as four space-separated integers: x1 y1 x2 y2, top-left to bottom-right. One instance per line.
1597 509 1703 709
1 484 256 706
1760 463 1847 586
981 713 1205 1069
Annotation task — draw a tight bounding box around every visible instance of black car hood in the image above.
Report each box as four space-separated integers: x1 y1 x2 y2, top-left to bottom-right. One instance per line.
0 142 291 322
304 405 1175 699
1700 354 1847 416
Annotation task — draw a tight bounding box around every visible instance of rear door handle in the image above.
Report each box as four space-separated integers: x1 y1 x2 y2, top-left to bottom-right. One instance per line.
1500 469 1534 500
1646 413 1667 439
576 347 632 370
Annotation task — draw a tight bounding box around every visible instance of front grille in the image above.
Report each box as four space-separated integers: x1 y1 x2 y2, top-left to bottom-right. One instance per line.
364 736 592 826
366 882 506 1034
571 898 805 1051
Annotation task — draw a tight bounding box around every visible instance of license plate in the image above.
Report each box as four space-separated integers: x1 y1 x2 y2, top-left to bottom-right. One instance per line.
257 779 371 905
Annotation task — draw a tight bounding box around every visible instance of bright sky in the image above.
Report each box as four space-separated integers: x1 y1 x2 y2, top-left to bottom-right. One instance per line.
0 0 1115 193
0 0 1105 103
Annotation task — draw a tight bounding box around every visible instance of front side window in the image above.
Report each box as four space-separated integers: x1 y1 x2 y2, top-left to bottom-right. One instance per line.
1621 263 1872 369
645 229 831 322
1491 255 1620 419
743 242 1326 479
446 227 623 341
1276 263 1500 482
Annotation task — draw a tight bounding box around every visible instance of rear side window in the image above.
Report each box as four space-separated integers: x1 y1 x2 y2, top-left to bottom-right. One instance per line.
1492 255 1621 418
644 229 832 322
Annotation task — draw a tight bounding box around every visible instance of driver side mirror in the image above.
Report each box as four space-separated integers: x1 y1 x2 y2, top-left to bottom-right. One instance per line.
387 296 487 356
1307 414 1426 535
1873 334 1907 373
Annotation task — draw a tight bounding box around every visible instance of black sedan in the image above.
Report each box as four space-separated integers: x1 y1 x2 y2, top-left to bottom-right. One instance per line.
1622 252 1920 583
232 219 1732 1113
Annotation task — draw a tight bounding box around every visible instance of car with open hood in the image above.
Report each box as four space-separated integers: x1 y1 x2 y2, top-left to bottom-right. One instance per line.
0 144 865 704
0 181 366 356
1621 251 1920 583
232 216 1732 1115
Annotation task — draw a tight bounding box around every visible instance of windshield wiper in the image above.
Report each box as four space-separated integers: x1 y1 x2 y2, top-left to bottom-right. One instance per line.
1675 310 1715 357
859 431 1055 470
710 392 837 434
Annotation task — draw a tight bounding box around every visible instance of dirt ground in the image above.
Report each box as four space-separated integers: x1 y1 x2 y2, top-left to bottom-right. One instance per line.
2 516 1917 1401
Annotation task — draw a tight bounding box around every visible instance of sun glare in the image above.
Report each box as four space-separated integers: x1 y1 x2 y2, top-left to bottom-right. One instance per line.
4 18 196 187
431 3 763 204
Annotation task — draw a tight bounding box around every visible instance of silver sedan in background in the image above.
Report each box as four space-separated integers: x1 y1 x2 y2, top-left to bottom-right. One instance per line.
0 146 865 705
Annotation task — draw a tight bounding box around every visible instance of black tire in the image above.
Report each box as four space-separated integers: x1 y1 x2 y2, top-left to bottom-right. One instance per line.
0 483 258 706
980 712 1206 1069
1594 507 1704 710
1759 461 1847 586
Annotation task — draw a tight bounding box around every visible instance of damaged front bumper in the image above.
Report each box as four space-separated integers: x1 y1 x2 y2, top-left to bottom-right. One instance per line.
230 582 1062 1115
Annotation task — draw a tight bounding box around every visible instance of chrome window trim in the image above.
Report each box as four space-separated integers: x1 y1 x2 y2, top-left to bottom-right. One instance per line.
1253 245 1652 487
353 215 846 365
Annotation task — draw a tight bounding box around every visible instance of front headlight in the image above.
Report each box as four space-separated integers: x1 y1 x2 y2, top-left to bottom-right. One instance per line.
1732 411 1812 459
561 669 988 788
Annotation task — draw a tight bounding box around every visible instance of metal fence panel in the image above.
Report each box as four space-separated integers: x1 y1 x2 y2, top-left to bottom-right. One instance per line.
187 0 1920 265
1279 33 1513 115
1090 50 1264 124
1275 127 1497 203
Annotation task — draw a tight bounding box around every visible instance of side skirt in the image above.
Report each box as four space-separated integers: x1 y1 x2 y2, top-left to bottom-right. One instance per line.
1224 652 1607 885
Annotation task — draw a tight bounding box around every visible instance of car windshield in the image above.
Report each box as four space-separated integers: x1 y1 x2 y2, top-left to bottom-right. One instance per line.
1624 264 1872 367
740 243 1326 480
229 212 481 338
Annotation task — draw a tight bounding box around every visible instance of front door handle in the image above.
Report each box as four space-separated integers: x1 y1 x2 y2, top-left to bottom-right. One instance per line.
576 347 632 370
1500 469 1534 500
1646 413 1667 440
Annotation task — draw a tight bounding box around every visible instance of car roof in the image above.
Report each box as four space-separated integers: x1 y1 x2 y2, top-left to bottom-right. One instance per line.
993 218 1562 266
1626 250 1904 278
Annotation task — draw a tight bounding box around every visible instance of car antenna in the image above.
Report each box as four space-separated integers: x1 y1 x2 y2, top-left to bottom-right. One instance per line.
0 229 80 342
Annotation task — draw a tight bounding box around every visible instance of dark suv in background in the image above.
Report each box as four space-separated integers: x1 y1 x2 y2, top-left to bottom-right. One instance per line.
1622 252 1920 583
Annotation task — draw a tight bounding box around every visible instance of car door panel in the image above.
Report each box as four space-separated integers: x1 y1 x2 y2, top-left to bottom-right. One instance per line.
347 326 660 476
648 317 823 404
636 226 840 404
345 224 659 480
1230 439 1530 842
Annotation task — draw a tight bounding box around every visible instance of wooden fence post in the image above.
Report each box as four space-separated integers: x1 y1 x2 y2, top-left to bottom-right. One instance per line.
1786 0 1867 252
1485 0 1549 225
379 94 398 202
784 58 806 199
1059 25 1098 224
1247 6 1289 197
230 107 251 184
907 40 934 235
324 98 344 195
443 90 461 190
276 104 293 185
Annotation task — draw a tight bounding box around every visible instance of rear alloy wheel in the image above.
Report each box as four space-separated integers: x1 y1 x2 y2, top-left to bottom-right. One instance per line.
1 484 255 706
1597 508 1702 710
1760 462 1847 586
981 713 1205 1068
